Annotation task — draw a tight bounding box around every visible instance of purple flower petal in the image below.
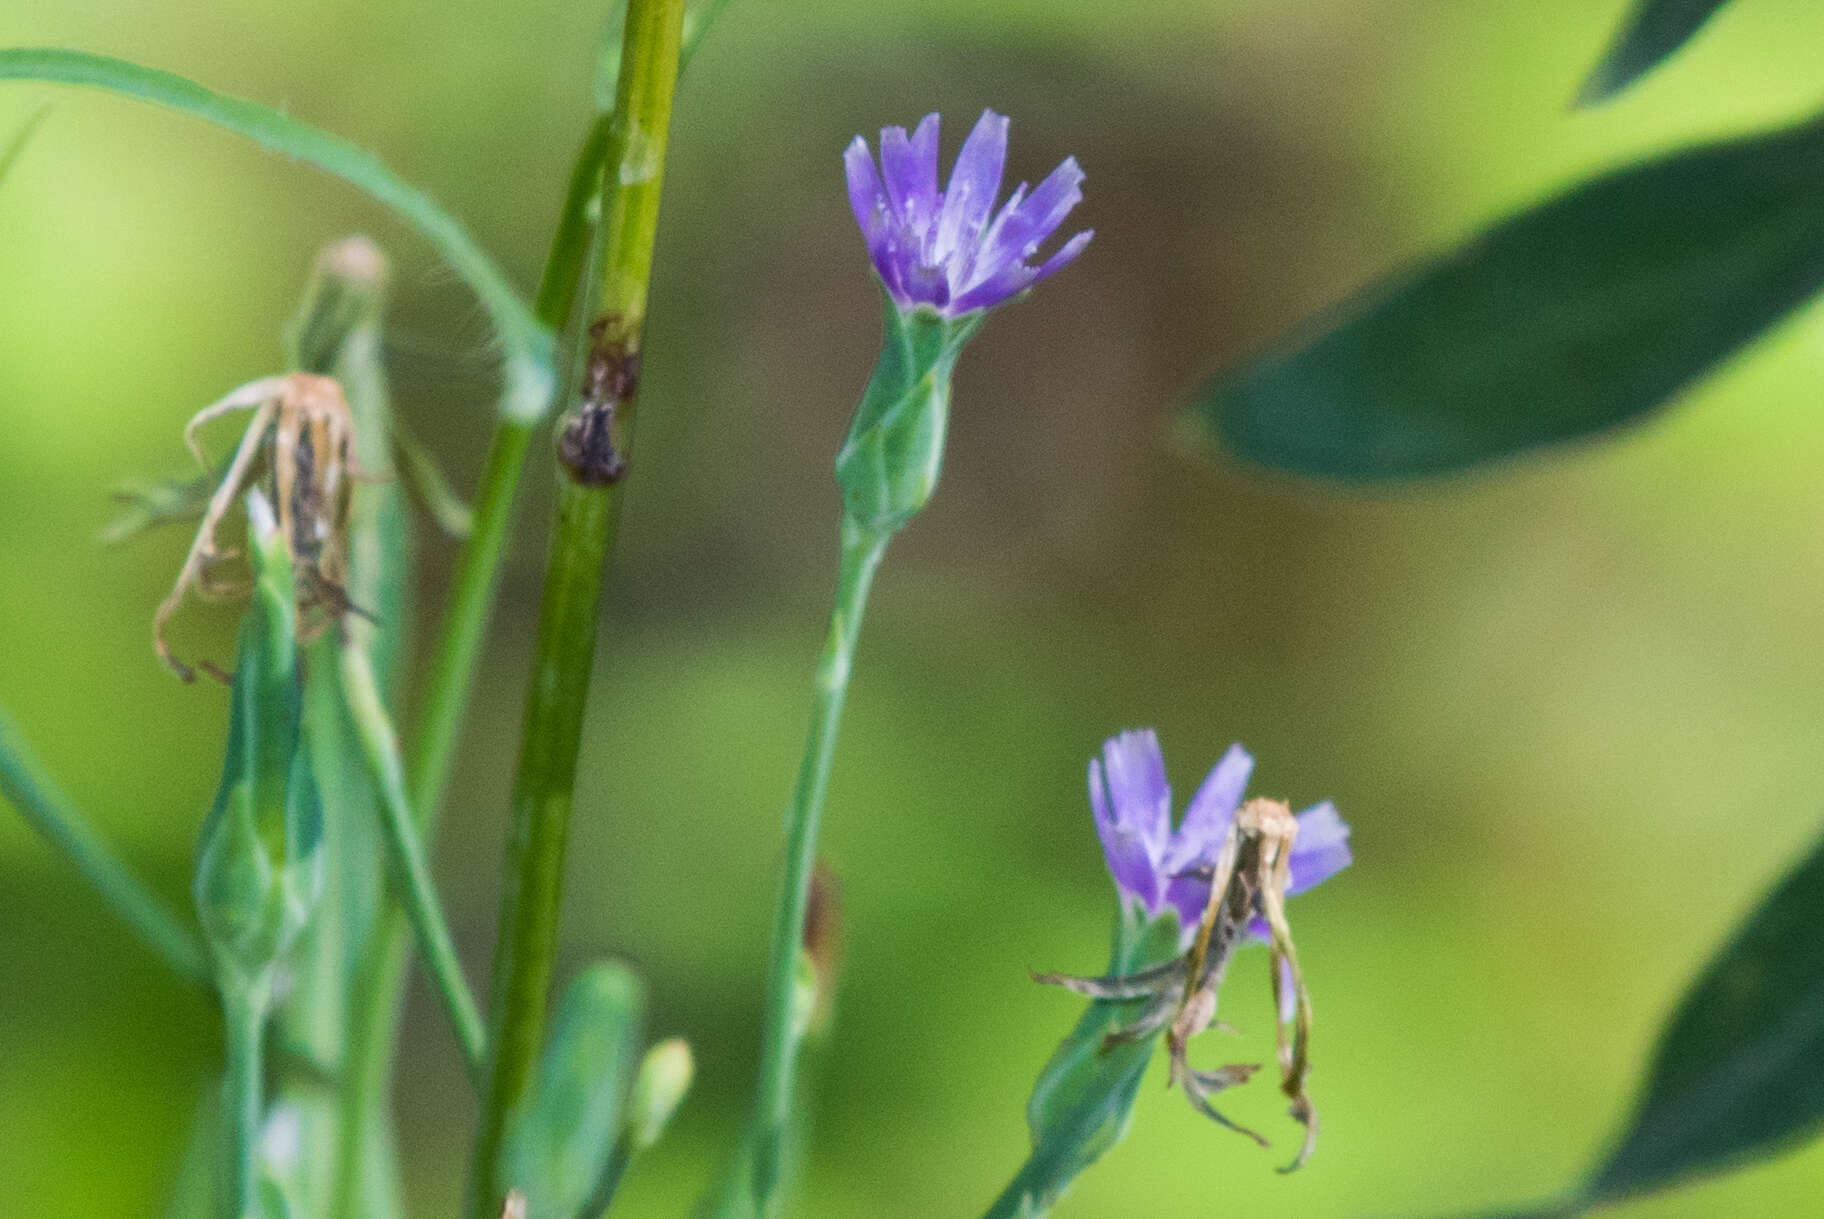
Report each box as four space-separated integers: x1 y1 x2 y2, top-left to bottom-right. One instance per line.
1090 755 1161 911
844 138 886 238
1100 730 1171 858
844 138 898 292
971 157 1084 282
841 112 1086 317
1077 732 1350 940
1164 873 1212 940
946 263 1036 315
1164 742 1253 876
934 110 1009 267
1029 228 1094 285
1287 800 1353 896
879 114 939 233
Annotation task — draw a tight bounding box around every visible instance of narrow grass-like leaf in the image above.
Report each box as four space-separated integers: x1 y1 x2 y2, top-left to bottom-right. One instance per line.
0 48 551 384
1578 0 1736 106
1194 115 1824 481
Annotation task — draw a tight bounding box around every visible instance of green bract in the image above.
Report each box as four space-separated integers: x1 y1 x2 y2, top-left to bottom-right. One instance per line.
987 910 1183 1218
193 492 323 987
499 963 647 1216
834 298 982 536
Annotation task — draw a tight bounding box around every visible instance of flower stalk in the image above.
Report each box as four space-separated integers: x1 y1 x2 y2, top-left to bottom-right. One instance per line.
220 973 273 1219
719 110 1092 1215
465 1 686 1214
339 643 486 1078
745 517 887 1191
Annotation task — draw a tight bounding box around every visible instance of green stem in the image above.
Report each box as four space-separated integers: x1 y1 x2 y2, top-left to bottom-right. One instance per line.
466 2 686 1214
406 418 539 825
740 518 888 1208
339 645 487 1080
0 709 209 984
220 978 271 1219
332 305 552 1219
330 916 411 1219
329 18 628 1211
536 116 615 334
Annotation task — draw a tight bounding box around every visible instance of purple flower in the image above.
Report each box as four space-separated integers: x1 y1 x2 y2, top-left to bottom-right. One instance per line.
844 110 1092 317
1088 730 1351 943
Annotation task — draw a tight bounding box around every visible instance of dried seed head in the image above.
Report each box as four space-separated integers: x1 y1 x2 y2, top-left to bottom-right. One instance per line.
1037 788 1330 1169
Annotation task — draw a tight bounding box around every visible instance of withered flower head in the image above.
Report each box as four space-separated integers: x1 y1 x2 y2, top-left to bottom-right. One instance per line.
1041 730 1352 1172
152 372 366 681
1089 730 1350 947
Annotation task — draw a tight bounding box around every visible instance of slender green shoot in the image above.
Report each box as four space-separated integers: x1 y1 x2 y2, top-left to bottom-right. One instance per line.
339 645 486 1080
740 520 888 1209
220 979 271 1219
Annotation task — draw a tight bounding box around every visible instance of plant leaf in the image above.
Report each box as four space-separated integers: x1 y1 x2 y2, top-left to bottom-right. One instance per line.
1578 829 1824 1205
1578 0 1736 106
1192 115 1824 481
0 48 550 375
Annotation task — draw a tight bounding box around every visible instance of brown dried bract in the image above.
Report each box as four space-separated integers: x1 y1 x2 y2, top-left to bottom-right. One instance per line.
153 372 365 681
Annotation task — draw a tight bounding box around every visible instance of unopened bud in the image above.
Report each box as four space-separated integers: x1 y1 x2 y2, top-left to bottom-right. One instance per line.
628 1037 694 1150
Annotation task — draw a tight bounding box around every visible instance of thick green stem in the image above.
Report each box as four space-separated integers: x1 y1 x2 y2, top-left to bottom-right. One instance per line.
742 519 888 1207
0 709 208 984
330 24 624 1216
340 645 487 1079
220 979 270 1219
465 2 685 1215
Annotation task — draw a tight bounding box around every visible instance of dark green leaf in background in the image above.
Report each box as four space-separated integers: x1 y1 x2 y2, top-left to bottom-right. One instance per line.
1193 115 1824 481
1582 829 1824 1205
1578 0 1737 106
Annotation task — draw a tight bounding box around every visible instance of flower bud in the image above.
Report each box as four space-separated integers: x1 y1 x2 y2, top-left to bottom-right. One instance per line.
192 489 323 987
627 1037 694 1150
833 302 980 534
499 962 645 1215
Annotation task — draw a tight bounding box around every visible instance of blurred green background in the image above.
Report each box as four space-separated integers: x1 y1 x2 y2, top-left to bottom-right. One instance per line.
5 0 1824 1214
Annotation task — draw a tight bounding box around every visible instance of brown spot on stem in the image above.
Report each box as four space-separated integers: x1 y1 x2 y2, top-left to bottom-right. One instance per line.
557 316 640 486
